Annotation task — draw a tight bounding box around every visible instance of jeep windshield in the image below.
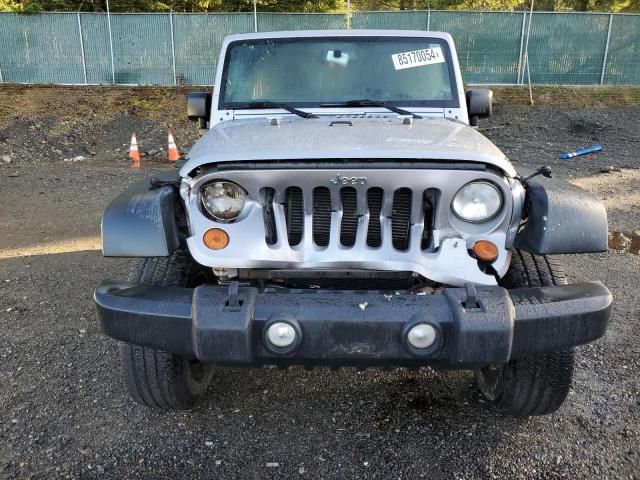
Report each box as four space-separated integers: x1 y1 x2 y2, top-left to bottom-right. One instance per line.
220 36 459 110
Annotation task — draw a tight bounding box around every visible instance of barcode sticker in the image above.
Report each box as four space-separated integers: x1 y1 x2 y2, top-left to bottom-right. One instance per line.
391 47 445 70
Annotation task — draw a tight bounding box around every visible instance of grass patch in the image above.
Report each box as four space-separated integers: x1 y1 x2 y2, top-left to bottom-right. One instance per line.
130 98 157 111
487 86 640 108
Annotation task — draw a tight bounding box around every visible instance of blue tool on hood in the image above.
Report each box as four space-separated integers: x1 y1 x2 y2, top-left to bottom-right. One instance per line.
559 144 603 159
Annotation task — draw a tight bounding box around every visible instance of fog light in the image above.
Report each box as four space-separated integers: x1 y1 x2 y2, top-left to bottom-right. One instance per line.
407 324 437 349
266 322 297 348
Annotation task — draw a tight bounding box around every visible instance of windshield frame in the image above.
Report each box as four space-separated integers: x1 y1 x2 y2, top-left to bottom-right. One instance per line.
219 36 460 111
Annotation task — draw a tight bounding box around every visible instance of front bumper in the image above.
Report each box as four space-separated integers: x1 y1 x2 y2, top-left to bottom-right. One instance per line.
94 281 611 367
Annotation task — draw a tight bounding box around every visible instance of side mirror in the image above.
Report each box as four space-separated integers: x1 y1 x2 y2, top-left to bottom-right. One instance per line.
187 92 211 130
465 89 493 126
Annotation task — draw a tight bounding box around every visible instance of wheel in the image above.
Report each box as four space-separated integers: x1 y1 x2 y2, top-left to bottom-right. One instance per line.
474 250 575 416
118 251 214 409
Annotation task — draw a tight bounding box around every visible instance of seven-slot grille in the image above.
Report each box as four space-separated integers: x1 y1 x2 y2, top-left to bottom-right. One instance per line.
263 185 436 251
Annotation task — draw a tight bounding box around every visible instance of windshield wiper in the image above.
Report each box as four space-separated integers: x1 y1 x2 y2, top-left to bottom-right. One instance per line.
319 99 422 119
228 101 317 119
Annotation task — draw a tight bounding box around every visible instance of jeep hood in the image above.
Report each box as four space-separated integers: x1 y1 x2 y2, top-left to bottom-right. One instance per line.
180 116 516 177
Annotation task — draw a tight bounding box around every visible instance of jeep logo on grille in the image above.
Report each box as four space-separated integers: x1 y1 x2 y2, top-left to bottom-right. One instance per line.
330 174 367 185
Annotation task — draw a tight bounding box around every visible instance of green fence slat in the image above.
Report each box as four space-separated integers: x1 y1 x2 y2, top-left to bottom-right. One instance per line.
431 11 523 84
173 13 253 85
109 13 174 85
256 13 345 32
603 14 640 85
79 13 111 84
351 11 429 30
0 11 639 86
0 12 84 84
526 12 610 85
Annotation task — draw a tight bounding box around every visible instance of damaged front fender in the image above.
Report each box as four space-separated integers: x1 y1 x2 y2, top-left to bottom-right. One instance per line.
515 174 608 255
102 176 181 257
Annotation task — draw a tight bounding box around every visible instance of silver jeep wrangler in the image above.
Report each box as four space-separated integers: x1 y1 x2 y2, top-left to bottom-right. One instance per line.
95 30 611 416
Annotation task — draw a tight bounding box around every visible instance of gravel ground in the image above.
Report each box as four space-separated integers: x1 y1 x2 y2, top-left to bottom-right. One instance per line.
0 91 639 479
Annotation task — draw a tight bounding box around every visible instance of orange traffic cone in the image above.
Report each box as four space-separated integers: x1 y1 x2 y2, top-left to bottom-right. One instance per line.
128 133 140 167
167 131 180 162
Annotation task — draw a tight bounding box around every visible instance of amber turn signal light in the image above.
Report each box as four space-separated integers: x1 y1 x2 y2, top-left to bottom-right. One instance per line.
203 228 229 250
472 240 499 262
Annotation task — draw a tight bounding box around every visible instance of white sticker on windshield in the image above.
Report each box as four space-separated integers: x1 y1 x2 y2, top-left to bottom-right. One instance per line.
391 47 445 70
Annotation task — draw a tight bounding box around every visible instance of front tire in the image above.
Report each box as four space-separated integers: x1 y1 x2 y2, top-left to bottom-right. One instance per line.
474 250 575 416
118 252 214 410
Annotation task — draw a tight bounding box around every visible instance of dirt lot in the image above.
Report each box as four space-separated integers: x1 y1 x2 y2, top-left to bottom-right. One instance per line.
0 86 639 479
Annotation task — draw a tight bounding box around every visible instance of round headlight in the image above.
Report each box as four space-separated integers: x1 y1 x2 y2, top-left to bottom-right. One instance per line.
201 181 247 222
451 181 502 223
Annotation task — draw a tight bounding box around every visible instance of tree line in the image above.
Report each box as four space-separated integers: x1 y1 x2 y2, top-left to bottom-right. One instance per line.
1 0 637 13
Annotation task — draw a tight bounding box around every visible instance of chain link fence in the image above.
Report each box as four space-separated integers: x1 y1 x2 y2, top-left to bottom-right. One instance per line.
0 10 638 86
